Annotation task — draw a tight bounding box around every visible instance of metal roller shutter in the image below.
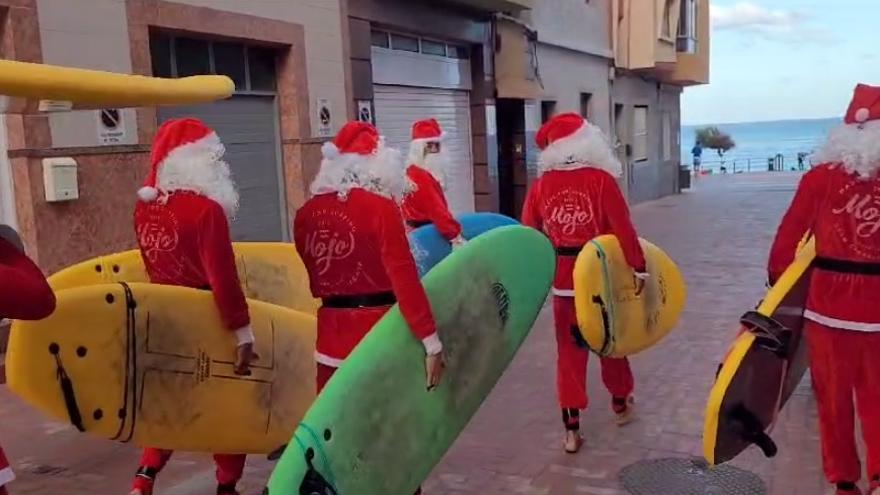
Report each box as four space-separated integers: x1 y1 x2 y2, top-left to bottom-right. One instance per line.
373 85 474 214
157 95 287 241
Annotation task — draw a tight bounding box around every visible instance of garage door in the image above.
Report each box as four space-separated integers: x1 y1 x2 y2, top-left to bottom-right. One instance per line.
373 85 474 214
157 96 286 241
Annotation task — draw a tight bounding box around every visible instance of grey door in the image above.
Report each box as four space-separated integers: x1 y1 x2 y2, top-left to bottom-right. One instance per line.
157 95 286 241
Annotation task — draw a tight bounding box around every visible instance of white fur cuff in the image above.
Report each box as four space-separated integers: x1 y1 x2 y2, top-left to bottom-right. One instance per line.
422 333 443 356
235 325 255 346
451 235 467 248
634 272 650 280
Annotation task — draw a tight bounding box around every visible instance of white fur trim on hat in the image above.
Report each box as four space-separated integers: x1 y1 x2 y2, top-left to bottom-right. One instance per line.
855 107 871 124
537 121 622 177
813 119 880 179
138 186 159 202
310 138 408 200
322 141 341 159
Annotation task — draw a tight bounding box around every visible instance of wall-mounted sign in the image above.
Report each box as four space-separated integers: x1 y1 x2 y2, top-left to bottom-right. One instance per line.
357 100 373 124
317 98 332 137
97 108 126 145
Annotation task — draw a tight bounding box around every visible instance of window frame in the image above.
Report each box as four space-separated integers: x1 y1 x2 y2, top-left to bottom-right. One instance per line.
633 105 649 162
151 31 277 95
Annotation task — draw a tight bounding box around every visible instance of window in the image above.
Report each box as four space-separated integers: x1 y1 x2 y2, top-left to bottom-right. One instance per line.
677 0 698 53
541 101 557 123
580 93 592 120
633 106 649 162
447 44 469 59
174 37 210 77
371 30 390 48
662 0 674 39
149 32 276 92
247 46 277 91
391 34 419 52
212 41 247 89
421 39 446 56
662 112 672 161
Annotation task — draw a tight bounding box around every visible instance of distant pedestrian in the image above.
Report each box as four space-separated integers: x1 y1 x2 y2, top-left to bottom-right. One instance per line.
691 142 703 175
797 152 806 171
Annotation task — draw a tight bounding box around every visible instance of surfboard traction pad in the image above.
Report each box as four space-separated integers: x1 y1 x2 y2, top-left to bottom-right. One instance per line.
619 458 766 495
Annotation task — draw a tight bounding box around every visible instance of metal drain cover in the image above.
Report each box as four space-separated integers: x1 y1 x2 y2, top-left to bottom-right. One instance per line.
619 458 766 495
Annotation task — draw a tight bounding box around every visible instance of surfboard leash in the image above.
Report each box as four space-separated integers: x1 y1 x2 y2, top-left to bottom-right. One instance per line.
590 240 617 355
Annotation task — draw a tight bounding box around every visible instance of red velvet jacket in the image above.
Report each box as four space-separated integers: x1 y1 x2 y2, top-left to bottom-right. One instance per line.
134 191 250 332
522 167 646 293
294 188 439 365
401 165 462 241
769 164 880 330
0 237 55 320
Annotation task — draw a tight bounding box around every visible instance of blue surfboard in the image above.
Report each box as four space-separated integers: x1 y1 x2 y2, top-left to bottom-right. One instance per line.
408 212 519 276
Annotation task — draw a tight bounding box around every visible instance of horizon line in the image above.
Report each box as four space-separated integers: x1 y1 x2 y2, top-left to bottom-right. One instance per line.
682 115 842 127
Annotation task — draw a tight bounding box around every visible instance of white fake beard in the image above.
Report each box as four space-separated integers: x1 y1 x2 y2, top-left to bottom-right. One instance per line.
814 120 880 179
157 155 240 219
311 143 408 201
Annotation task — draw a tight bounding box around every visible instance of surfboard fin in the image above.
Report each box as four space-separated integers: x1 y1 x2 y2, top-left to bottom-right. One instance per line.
298 447 339 495
740 311 791 358
729 404 778 459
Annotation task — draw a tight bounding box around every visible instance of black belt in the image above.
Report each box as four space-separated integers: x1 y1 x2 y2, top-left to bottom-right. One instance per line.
407 220 432 229
815 256 880 275
322 292 396 309
555 246 583 257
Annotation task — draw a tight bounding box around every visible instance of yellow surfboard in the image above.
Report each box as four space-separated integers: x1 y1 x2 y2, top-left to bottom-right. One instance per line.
7 282 316 454
573 236 686 358
48 243 320 316
703 237 815 466
0 60 233 113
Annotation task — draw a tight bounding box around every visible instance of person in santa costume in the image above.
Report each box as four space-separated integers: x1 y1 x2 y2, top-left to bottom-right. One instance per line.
768 83 880 495
293 121 445 495
0 225 56 495
401 118 465 246
521 112 646 454
130 118 258 495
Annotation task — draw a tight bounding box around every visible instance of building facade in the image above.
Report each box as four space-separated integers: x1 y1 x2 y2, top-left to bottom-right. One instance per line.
0 0 706 273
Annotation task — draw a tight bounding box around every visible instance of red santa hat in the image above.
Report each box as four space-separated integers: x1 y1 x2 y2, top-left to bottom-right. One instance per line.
312 121 406 199
138 118 224 202
814 83 880 178
411 118 445 144
536 112 621 177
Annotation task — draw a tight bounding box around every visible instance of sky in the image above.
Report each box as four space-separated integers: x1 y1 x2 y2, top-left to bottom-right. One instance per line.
681 0 880 125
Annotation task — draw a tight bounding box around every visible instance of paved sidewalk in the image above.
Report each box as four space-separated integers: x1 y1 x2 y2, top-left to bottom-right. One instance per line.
0 173 830 495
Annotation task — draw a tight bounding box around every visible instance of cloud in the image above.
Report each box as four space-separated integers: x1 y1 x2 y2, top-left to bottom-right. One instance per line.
711 2 805 32
711 2 836 44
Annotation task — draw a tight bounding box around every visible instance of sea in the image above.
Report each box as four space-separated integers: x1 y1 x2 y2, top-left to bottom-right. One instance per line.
680 117 841 173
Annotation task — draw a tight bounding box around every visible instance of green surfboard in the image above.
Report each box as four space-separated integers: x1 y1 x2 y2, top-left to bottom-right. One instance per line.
267 225 554 495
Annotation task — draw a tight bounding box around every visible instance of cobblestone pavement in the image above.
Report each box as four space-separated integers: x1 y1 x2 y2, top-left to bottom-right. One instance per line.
0 173 835 495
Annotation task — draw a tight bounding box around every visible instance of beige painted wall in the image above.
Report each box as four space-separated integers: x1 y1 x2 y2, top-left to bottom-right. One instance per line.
671 0 710 84
168 0 347 138
529 0 612 58
36 0 138 148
